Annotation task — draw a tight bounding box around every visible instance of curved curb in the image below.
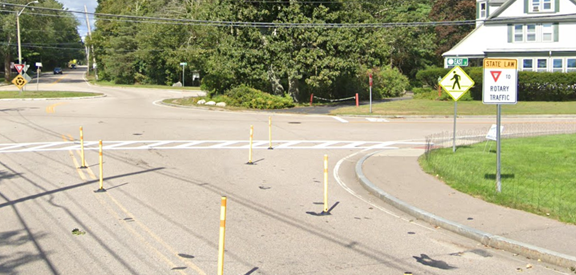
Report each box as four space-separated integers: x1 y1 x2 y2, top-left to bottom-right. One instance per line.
355 151 576 270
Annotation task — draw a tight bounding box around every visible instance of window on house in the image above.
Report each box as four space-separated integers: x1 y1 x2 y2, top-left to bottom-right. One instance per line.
514 25 523 42
568 59 576 72
543 0 552 10
480 2 487 18
527 24 536 41
537 59 547 72
523 59 533 71
532 0 541 11
531 0 553 12
542 24 553 42
552 59 563 72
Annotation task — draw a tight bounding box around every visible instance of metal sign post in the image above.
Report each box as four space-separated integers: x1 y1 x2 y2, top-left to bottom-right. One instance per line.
36 62 42 91
369 74 373 113
180 62 187 87
439 66 475 153
482 58 518 193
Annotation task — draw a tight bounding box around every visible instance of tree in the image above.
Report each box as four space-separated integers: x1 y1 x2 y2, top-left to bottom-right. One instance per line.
0 0 84 81
429 0 476 64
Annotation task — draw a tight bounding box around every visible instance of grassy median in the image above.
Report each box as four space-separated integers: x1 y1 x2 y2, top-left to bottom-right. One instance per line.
331 99 576 116
0 91 102 98
420 134 576 224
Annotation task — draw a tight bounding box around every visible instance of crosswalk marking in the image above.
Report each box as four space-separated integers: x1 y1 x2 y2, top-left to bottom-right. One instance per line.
0 140 426 153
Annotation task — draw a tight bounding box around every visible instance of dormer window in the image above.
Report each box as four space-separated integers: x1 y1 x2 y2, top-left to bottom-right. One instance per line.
531 0 553 12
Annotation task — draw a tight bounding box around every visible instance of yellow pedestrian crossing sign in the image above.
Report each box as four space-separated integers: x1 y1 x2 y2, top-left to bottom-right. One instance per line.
12 75 28 89
439 66 475 101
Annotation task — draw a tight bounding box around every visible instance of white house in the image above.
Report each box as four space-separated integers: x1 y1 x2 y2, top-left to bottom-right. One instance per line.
443 0 576 72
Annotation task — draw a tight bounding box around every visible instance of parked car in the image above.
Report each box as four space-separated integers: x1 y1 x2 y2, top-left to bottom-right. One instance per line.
53 67 62 74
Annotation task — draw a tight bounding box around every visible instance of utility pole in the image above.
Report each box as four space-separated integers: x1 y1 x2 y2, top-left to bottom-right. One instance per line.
85 5 98 80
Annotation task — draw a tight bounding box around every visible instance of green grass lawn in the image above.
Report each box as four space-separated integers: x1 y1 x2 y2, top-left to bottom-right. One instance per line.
420 134 576 224
87 76 201 91
331 99 576 116
0 91 102 99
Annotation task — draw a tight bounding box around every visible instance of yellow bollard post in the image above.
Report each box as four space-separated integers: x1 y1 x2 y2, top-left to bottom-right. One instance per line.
268 116 273 150
247 125 254 165
217 196 227 275
323 154 329 213
79 127 87 168
94 140 106 193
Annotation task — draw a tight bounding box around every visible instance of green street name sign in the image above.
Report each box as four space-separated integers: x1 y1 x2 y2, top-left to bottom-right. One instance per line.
446 57 468 67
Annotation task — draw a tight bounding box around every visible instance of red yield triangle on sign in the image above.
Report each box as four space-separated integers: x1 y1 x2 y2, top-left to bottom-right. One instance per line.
490 71 502 82
14 64 24 74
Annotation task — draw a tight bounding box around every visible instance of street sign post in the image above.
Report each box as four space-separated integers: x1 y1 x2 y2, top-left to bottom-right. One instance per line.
446 57 469 67
439 66 475 152
180 62 188 87
482 58 518 193
369 74 373 113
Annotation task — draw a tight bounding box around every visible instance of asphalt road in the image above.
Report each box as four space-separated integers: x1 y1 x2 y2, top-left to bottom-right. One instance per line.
0 67 570 274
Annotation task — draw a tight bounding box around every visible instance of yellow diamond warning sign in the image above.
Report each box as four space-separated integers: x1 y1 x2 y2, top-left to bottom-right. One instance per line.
439 66 475 101
12 75 28 89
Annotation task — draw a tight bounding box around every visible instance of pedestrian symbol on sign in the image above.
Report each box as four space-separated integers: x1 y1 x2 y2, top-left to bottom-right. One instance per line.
451 71 461 90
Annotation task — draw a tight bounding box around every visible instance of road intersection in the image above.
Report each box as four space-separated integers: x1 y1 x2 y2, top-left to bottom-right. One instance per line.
0 67 570 274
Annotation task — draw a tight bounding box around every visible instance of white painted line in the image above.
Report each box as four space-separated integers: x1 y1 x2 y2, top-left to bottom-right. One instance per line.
341 142 366 148
275 141 302 148
332 116 348 123
0 143 30 151
173 141 206 148
23 142 69 151
333 151 434 230
136 141 173 149
103 141 139 149
209 141 239 148
366 118 389 123
0 140 428 153
313 141 340 148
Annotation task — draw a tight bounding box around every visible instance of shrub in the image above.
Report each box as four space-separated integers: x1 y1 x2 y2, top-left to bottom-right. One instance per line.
224 85 294 109
412 87 435 95
518 72 576 101
359 66 410 100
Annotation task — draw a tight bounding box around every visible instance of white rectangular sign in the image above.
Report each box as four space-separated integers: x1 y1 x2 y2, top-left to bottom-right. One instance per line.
486 124 504 141
483 59 518 105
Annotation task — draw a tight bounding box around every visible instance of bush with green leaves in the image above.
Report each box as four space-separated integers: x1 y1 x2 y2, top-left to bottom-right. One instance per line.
519 72 576 101
417 67 576 101
224 85 294 109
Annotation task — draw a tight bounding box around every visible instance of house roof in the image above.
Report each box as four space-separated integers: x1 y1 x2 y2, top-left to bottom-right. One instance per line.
486 14 576 24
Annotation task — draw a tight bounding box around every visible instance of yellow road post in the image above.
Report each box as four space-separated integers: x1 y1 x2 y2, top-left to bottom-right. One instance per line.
247 125 254 164
323 155 328 213
217 196 227 275
95 140 106 192
268 116 273 150
79 127 87 168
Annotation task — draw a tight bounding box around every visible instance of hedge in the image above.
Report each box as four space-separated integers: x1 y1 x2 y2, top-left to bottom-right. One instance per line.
416 67 576 101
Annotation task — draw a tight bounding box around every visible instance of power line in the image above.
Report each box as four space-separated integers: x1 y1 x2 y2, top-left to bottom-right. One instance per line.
0 2 477 28
2 2 573 30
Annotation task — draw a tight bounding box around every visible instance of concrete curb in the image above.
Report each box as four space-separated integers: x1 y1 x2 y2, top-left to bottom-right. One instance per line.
355 151 576 270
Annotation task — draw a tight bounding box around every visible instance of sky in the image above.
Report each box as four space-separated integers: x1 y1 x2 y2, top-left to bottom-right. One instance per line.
59 0 98 40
